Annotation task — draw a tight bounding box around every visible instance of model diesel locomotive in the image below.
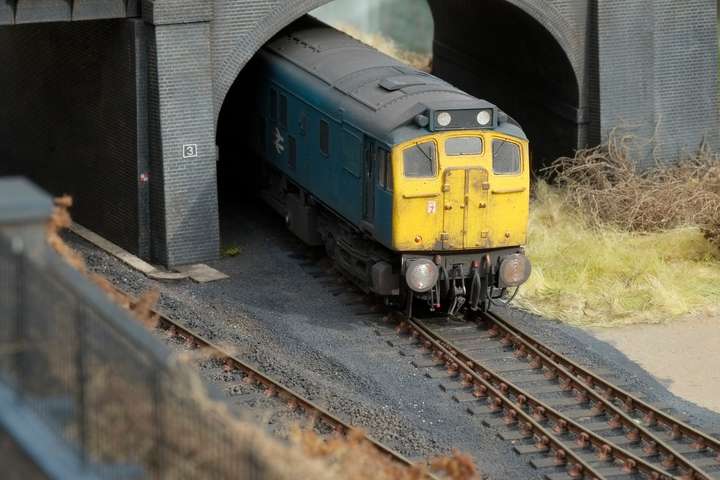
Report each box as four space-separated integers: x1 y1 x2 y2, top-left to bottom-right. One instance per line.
247 19 531 313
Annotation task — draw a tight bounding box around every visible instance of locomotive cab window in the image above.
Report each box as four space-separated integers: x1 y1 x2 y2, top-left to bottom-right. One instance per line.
403 141 437 178
492 139 521 174
385 151 393 191
445 137 483 156
377 148 392 191
270 89 277 122
319 120 329 156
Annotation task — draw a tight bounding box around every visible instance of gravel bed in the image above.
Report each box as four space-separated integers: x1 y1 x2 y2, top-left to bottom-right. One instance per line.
68 196 720 479
65 198 542 479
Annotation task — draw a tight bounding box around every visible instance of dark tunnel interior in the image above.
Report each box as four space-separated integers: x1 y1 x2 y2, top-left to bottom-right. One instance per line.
428 0 581 171
217 3 582 208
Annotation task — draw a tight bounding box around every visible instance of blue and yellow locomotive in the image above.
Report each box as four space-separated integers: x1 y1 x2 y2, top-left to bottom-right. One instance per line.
247 19 531 313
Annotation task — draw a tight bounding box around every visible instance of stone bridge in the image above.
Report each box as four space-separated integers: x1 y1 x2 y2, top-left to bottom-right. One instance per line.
0 0 717 266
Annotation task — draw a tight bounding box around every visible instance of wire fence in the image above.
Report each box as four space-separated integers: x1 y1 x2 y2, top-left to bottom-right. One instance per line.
0 231 266 479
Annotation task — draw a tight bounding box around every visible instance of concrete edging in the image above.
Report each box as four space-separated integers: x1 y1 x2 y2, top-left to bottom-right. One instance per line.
69 223 227 283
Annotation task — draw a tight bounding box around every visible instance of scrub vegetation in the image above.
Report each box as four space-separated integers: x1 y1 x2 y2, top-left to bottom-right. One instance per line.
518 133 720 327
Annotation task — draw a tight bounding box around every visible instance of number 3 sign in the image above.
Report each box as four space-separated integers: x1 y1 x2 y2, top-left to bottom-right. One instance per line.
183 144 198 158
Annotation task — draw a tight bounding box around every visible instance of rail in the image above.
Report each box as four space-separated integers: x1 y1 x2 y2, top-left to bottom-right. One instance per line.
384 311 720 480
144 298 418 472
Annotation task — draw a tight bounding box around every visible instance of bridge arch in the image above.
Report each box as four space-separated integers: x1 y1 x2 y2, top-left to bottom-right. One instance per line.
213 0 334 117
214 0 585 169
499 0 583 82
428 0 585 167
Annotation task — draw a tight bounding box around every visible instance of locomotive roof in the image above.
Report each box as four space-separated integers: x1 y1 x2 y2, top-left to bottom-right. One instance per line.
260 19 526 146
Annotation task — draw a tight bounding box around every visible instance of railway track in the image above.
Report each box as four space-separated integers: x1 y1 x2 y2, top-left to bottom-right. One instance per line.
117 289 426 477
385 311 720 480
292 250 720 479
110 250 720 480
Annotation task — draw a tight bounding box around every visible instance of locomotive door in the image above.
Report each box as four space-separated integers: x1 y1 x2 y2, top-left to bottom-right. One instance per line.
269 89 289 169
297 111 308 177
362 141 375 222
442 168 489 249
465 168 490 248
442 169 465 249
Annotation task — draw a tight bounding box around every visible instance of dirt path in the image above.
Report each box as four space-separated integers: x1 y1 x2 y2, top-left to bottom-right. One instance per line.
590 310 720 413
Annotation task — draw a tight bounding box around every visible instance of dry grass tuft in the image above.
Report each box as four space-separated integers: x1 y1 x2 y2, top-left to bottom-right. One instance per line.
546 128 720 244
47 195 84 271
293 427 479 480
293 427 425 480
430 450 478 480
704 216 720 247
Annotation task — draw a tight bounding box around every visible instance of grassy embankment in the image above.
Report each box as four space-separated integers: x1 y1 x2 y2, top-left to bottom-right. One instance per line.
518 136 720 327
520 181 720 327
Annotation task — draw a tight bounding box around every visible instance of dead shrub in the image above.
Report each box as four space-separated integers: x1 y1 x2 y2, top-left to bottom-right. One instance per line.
545 128 720 248
704 216 720 247
430 450 478 480
293 427 479 480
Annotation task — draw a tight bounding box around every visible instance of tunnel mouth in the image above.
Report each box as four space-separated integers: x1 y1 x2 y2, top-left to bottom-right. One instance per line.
216 11 436 230
216 4 582 239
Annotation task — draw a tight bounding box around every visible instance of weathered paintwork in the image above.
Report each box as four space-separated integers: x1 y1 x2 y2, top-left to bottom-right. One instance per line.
249 20 529 258
391 131 529 252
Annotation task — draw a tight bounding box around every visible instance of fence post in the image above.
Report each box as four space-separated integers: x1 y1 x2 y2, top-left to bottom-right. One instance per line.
75 301 88 466
12 237 26 401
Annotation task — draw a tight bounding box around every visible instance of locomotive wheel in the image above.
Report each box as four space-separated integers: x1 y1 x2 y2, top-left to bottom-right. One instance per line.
439 266 451 302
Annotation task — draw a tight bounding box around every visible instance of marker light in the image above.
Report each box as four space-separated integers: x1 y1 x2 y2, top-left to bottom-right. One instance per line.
477 110 492 126
436 112 452 127
405 259 439 293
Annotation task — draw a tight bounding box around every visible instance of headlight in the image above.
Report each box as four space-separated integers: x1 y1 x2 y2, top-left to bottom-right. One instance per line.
436 111 452 127
477 110 492 126
498 253 531 287
405 259 439 293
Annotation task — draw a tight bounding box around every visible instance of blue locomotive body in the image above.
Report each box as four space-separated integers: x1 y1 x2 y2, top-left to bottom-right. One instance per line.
245 20 532 313
250 42 397 248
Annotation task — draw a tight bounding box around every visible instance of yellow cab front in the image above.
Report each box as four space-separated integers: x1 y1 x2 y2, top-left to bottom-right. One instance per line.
390 130 530 253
